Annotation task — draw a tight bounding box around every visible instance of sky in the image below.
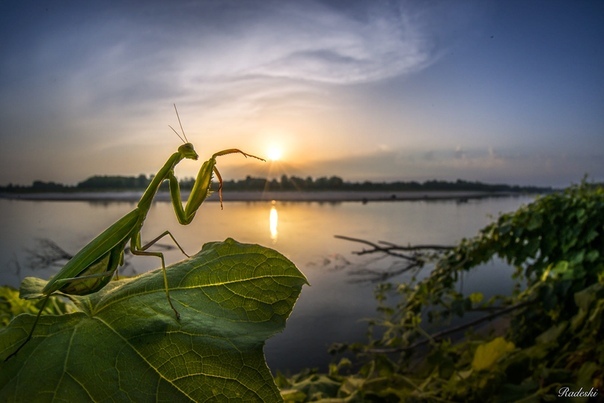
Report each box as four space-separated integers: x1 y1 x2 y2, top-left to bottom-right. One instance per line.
0 0 603 188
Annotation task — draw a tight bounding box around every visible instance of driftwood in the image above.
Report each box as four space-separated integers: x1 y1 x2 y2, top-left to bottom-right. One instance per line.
334 235 453 282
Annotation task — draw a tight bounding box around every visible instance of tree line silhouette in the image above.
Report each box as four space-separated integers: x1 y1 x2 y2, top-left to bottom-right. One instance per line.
0 174 551 194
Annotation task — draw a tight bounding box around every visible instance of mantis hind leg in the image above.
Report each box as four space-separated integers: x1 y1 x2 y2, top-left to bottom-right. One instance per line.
4 294 52 362
140 230 190 258
132 230 186 321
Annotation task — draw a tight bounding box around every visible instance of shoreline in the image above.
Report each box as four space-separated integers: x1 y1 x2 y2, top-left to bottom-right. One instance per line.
0 190 534 203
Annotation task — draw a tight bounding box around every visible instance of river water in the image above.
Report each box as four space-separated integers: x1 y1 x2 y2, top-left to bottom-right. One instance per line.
0 194 534 373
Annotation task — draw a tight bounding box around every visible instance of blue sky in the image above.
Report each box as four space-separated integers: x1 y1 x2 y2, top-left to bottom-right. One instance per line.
0 0 602 187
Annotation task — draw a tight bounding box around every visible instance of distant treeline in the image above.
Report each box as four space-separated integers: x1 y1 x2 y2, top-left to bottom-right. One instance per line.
0 174 552 194
223 176 551 193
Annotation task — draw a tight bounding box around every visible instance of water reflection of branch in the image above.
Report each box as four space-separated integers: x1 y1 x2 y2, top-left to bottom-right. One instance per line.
307 254 352 272
26 239 73 270
334 235 454 283
7 254 22 279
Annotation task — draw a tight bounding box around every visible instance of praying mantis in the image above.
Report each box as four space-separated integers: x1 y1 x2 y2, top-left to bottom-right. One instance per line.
5 106 265 360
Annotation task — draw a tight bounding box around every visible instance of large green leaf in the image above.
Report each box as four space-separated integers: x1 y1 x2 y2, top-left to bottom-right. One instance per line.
0 238 308 402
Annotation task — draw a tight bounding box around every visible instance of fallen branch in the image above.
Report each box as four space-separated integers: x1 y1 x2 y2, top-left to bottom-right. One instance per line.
335 235 453 259
334 235 454 282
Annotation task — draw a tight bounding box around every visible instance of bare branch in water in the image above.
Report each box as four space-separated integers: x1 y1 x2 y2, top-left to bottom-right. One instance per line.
334 235 454 282
335 235 453 255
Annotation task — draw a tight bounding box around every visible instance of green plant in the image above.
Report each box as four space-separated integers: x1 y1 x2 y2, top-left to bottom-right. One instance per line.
1 239 307 401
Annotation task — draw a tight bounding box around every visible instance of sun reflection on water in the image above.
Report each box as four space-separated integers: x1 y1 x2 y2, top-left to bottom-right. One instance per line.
269 201 278 243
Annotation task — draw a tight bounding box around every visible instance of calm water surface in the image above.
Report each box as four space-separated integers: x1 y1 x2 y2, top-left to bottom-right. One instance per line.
0 195 535 373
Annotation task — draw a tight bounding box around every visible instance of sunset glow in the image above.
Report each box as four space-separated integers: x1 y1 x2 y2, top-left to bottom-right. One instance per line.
0 1 602 187
267 146 283 162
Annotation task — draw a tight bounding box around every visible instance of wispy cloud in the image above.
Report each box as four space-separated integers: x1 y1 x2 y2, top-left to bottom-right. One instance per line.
239 2 435 84
6 1 439 115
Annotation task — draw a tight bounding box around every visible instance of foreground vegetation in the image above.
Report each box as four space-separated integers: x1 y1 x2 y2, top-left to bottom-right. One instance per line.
1 240 307 401
278 181 603 401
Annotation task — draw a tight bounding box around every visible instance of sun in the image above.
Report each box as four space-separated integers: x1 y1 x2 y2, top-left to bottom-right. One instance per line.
267 146 283 162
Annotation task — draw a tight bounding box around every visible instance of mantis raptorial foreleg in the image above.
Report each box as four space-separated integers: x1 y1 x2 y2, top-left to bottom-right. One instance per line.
4 106 265 361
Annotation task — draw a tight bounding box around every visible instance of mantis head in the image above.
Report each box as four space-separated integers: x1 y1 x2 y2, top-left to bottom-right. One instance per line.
178 143 199 160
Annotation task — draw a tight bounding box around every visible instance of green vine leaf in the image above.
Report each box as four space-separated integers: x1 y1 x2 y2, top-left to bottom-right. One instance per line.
471 337 515 371
0 238 308 402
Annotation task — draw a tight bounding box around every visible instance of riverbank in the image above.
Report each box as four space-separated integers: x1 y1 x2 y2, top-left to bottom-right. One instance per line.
0 190 532 203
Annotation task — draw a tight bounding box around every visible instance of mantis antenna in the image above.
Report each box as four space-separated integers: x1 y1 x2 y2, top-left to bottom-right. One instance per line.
168 104 189 144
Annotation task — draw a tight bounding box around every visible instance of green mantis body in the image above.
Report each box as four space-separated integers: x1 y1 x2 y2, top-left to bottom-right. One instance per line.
5 119 264 361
